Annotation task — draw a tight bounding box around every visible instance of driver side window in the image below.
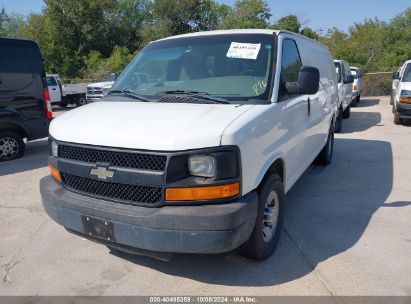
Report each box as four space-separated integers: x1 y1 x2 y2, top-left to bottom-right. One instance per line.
280 39 302 101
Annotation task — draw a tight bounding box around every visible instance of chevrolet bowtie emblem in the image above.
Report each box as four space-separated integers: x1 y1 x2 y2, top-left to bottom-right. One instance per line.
90 166 115 180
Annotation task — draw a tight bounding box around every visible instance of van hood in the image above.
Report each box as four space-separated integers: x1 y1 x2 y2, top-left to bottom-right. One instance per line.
50 101 254 151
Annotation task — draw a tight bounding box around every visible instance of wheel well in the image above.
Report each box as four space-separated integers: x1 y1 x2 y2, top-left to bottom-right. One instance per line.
0 122 28 139
258 158 285 192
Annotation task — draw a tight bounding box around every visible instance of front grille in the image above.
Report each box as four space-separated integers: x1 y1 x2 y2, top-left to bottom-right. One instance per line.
61 173 162 205
58 145 167 171
87 87 103 94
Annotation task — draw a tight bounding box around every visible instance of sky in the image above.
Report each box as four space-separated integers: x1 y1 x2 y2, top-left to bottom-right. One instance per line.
0 0 410 32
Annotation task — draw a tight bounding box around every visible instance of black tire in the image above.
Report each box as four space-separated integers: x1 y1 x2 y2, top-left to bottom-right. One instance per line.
342 105 351 119
0 132 25 161
316 124 334 166
357 95 361 103
335 106 343 133
75 95 87 107
238 173 284 260
351 97 358 107
394 113 402 125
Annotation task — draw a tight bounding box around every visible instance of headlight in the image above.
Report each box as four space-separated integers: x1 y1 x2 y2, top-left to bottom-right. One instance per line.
51 141 58 157
188 155 215 177
102 87 111 96
353 84 357 91
400 90 411 97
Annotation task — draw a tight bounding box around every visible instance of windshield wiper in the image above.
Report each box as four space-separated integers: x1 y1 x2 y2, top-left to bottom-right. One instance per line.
157 90 229 104
110 90 151 102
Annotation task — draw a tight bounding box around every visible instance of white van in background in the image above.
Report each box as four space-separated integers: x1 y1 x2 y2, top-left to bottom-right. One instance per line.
41 30 338 260
392 59 411 125
391 66 403 105
334 60 354 132
350 66 364 105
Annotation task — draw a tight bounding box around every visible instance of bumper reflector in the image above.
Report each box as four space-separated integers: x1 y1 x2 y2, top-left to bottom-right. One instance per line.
48 163 62 182
399 97 411 103
166 182 240 201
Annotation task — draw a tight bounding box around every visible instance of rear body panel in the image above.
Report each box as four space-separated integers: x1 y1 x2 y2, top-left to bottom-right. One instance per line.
0 38 50 140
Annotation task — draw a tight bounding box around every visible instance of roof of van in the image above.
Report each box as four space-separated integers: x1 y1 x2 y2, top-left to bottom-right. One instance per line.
153 29 326 47
0 37 40 48
0 37 36 43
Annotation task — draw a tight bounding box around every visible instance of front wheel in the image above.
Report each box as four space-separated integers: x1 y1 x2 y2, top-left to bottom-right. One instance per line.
0 132 25 161
394 113 402 125
238 173 284 260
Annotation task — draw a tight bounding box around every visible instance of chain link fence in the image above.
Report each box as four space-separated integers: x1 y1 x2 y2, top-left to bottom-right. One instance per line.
363 72 393 96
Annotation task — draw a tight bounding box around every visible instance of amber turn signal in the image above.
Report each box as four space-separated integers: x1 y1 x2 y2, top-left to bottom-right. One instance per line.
399 97 411 103
48 163 62 182
165 182 240 201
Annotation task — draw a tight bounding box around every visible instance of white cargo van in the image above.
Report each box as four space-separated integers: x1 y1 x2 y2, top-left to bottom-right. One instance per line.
41 30 338 260
350 66 364 104
392 59 411 125
334 60 354 133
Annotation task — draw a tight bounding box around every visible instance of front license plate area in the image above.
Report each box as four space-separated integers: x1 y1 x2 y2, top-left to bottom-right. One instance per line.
82 216 116 242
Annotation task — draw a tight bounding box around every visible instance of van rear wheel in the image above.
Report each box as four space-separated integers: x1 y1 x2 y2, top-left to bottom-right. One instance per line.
316 124 334 166
335 106 343 133
238 173 284 260
75 96 87 107
0 132 25 161
342 105 350 119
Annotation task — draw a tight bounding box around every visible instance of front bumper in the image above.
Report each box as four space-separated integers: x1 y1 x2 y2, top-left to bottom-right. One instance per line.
395 101 411 118
40 176 258 254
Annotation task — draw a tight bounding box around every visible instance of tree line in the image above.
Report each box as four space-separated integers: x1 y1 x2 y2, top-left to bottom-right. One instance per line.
0 1 410 81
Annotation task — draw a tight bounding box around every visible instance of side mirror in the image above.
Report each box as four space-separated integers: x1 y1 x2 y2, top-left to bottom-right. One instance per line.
285 66 320 95
343 75 354 84
392 72 400 80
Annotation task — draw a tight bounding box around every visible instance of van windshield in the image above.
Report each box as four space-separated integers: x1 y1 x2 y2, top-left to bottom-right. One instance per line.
111 34 276 103
402 63 411 82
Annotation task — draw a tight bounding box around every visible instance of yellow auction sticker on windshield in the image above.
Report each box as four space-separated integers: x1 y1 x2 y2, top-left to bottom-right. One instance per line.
226 42 261 60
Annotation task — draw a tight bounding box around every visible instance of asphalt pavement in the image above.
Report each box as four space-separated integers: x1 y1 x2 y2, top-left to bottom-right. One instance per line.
0 96 410 296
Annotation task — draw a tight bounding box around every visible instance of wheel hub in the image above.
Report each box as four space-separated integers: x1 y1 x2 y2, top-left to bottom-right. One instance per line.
262 190 280 243
0 137 19 159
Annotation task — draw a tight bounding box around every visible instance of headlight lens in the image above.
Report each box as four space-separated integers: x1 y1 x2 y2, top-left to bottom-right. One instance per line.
188 155 215 177
51 141 58 157
102 87 111 96
400 90 411 97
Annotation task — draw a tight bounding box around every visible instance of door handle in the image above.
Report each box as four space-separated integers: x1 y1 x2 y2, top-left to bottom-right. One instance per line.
52 88 57 90
307 97 311 116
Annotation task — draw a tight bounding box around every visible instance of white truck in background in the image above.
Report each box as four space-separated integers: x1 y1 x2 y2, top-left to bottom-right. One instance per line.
46 74 88 107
